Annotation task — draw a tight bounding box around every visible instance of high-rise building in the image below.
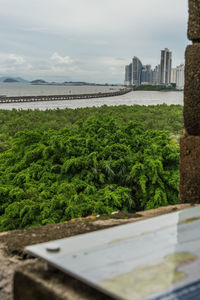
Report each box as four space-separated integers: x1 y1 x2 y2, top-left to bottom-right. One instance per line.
132 56 143 86
124 57 162 87
170 65 184 89
124 63 132 86
171 68 177 84
176 64 184 90
124 65 129 86
124 51 174 87
124 57 143 86
141 65 152 84
160 48 172 85
152 65 160 85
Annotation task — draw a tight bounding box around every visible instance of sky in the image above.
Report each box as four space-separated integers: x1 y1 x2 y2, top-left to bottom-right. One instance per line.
0 0 189 84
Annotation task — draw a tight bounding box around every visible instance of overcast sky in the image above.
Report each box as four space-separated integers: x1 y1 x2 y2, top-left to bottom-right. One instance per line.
0 0 189 83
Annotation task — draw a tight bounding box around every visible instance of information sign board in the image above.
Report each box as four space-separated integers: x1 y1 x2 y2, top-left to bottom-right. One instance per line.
26 206 200 300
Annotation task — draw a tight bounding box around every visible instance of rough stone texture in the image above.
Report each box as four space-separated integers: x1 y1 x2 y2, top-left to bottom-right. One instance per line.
180 136 200 203
188 0 200 40
0 244 36 300
184 44 200 135
14 262 113 300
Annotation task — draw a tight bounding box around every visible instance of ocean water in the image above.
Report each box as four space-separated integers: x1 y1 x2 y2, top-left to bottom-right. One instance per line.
0 83 183 110
0 83 121 97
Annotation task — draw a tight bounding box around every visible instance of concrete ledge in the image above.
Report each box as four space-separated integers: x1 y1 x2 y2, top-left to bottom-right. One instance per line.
180 136 200 203
0 205 196 299
184 44 200 135
188 0 200 40
14 261 113 300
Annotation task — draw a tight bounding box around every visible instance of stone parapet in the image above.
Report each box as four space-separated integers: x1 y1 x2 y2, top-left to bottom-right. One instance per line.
14 261 113 300
188 0 200 40
184 44 200 135
180 136 200 203
180 1 200 203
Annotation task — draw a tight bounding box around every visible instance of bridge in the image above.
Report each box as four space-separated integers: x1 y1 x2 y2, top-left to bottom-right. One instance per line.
0 88 132 104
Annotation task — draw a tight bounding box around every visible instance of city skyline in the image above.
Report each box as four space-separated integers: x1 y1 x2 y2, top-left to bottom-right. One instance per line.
124 48 184 89
0 0 188 83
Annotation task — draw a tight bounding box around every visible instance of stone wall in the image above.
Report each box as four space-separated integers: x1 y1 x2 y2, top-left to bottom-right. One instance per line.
180 0 200 203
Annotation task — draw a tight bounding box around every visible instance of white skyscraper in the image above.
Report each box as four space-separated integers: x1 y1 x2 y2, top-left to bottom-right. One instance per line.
124 63 132 86
124 57 143 86
171 68 177 84
160 48 172 85
132 56 143 86
176 64 184 90
152 65 160 85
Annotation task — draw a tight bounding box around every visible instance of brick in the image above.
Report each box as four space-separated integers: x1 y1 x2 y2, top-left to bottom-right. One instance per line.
14 261 112 300
180 136 200 203
188 0 200 40
184 44 200 135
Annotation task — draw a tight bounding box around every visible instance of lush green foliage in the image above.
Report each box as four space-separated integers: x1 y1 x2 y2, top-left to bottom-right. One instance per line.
0 104 183 154
0 115 179 231
132 85 177 91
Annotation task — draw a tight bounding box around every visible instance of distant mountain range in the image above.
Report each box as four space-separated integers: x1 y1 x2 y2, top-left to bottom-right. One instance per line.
0 77 29 83
0 77 121 86
30 79 47 84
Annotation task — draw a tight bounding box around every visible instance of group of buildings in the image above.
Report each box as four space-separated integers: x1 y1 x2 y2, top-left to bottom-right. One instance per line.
124 48 184 90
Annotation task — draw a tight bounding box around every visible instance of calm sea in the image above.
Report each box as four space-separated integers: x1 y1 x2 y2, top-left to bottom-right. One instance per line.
0 83 183 110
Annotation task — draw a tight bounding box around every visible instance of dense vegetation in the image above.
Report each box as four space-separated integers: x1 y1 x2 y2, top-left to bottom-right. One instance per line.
0 105 182 231
132 85 177 91
0 104 183 153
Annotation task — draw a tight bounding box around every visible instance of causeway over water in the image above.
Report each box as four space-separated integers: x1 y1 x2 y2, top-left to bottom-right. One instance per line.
0 88 132 104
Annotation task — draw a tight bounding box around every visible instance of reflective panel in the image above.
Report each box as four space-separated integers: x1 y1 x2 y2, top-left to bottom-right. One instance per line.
26 206 200 300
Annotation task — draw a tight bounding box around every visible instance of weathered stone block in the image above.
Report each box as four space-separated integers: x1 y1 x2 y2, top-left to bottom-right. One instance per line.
14 261 112 300
188 0 200 40
180 136 200 203
184 44 200 135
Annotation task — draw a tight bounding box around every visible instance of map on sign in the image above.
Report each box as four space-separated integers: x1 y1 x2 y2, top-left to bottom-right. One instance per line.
26 206 200 300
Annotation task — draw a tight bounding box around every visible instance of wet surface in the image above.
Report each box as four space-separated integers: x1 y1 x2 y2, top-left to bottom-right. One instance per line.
26 205 200 300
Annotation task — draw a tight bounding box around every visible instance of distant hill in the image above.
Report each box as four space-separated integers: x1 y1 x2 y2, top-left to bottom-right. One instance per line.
14 77 29 83
3 78 19 83
62 81 119 86
63 81 88 86
31 79 47 84
0 77 29 83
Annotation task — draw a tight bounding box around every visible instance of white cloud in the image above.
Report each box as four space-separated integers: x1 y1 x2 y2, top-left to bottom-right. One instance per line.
0 53 24 66
49 53 82 76
0 53 32 74
0 0 188 82
51 52 79 66
0 52 84 80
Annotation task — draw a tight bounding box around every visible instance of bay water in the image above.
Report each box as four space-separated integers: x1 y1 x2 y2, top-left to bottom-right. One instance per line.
0 83 183 110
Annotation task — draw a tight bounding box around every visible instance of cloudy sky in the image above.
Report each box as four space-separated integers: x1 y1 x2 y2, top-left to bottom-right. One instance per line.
0 0 188 83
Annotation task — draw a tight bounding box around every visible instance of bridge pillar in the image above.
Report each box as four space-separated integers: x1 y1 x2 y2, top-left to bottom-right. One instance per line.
180 0 200 203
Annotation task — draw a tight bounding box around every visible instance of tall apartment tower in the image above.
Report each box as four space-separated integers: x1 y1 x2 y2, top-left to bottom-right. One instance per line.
160 48 172 85
176 64 184 90
152 65 160 85
141 65 152 84
132 56 143 86
124 63 132 86
171 68 177 84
